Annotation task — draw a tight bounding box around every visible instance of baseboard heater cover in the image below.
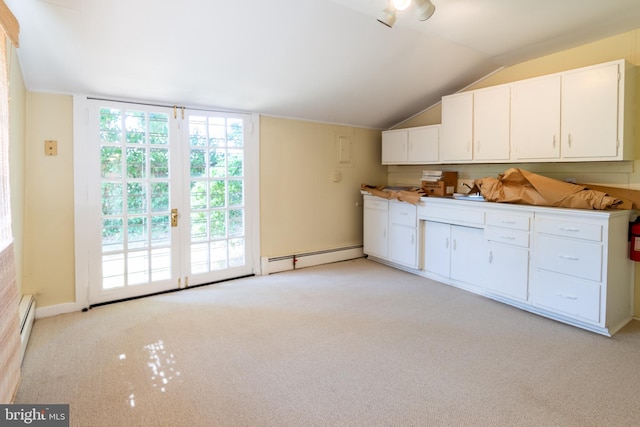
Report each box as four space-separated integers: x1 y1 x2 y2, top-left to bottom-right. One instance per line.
18 295 35 364
261 246 364 275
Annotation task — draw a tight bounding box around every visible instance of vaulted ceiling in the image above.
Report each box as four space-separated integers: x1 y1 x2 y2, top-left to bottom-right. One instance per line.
7 0 640 129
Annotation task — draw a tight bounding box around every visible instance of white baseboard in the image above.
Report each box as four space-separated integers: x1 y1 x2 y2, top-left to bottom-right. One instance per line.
261 246 364 275
35 302 83 319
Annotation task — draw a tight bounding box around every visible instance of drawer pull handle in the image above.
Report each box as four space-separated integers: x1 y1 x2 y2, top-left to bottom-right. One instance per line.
559 227 580 232
558 255 579 261
557 293 578 300
500 235 516 240
400 212 408 216
500 220 516 224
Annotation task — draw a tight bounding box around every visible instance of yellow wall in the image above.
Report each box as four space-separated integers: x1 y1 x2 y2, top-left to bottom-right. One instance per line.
22 93 75 306
391 28 640 316
17 100 386 308
8 40 25 293
260 116 387 258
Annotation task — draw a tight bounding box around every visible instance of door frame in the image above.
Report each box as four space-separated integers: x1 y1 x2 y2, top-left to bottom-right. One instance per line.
73 95 261 310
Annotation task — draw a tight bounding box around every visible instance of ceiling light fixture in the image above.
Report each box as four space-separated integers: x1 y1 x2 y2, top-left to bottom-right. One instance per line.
414 0 436 21
377 0 436 28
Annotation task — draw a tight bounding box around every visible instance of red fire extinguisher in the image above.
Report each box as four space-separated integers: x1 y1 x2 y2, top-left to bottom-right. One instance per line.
630 222 640 261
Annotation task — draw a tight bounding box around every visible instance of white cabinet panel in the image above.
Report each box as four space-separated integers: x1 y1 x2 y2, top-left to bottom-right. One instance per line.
535 235 603 282
441 92 473 162
424 221 451 278
408 126 439 163
389 201 418 268
381 130 407 164
390 224 417 268
561 62 620 159
473 85 511 161
485 226 529 248
424 221 485 289
363 196 419 269
486 243 529 301
450 225 486 287
363 199 388 259
381 125 440 164
531 269 601 323
511 75 561 160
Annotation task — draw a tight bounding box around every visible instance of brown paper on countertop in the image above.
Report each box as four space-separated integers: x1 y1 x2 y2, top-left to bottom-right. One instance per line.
361 184 425 205
472 168 623 210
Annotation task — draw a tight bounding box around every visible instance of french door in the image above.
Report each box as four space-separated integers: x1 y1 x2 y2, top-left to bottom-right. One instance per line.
83 99 256 305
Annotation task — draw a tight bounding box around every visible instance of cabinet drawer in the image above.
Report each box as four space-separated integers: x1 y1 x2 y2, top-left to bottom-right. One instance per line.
535 235 602 281
536 218 602 242
364 198 389 211
390 201 416 227
486 212 531 231
420 205 485 225
485 226 530 248
531 269 601 323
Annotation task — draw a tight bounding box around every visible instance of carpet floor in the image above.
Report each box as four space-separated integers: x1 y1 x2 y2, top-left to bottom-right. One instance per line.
15 258 640 426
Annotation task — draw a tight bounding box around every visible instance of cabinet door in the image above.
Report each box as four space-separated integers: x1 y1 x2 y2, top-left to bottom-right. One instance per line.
408 126 439 163
511 76 561 160
450 226 486 287
390 224 417 268
441 92 473 162
561 62 619 159
381 130 408 164
424 221 451 277
363 208 388 259
486 242 529 301
473 85 510 161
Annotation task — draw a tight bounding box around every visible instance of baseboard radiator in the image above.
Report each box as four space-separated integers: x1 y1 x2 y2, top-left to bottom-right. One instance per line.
261 246 364 275
18 295 35 364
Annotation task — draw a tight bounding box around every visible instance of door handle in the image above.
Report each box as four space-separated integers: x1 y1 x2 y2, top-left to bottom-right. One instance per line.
171 208 179 227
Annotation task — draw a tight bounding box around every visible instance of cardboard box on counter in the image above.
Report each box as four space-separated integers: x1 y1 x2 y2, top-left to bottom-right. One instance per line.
421 171 457 197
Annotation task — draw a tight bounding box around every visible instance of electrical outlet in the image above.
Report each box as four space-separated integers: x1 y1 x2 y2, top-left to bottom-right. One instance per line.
45 140 58 156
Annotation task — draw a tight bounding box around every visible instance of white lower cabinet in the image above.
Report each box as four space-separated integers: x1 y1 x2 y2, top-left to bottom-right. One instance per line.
484 210 532 302
363 197 389 259
423 223 486 288
363 196 418 268
417 198 632 336
389 201 418 268
364 194 634 336
530 211 633 334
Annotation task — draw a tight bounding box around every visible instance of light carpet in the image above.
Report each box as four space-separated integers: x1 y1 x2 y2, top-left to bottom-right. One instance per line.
15 258 640 426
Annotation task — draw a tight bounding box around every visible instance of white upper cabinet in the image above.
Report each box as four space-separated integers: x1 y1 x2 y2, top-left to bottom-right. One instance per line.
512 59 634 162
441 92 473 162
381 59 634 166
473 85 511 161
561 61 622 159
441 85 510 163
381 125 440 165
511 75 561 160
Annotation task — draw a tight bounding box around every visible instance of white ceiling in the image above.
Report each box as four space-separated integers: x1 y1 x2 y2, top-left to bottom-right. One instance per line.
7 0 640 129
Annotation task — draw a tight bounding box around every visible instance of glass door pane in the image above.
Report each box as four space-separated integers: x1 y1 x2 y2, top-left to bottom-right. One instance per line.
185 112 252 284
91 103 180 304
